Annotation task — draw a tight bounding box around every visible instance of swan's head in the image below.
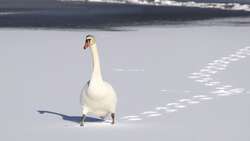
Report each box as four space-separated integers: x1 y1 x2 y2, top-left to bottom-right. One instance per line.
83 35 96 50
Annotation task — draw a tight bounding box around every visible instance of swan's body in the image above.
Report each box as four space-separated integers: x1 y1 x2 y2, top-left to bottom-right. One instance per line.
80 80 117 116
80 35 117 126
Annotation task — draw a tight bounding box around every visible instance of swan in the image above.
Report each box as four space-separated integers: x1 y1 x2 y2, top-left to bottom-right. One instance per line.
80 35 117 126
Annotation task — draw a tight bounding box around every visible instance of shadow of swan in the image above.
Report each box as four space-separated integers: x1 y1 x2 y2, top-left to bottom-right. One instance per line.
37 110 104 123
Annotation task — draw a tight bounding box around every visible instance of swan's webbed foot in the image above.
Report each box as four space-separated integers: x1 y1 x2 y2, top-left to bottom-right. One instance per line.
80 114 86 127
80 122 84 126
111 113 115 125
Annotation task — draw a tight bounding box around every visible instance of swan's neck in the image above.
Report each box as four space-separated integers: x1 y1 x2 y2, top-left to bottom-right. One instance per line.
90 44 103 83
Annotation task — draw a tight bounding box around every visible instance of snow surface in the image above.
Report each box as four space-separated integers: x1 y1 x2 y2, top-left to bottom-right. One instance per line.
1 24 250 140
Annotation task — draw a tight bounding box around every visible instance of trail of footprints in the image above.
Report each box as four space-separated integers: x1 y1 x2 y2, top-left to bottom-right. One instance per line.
120 46 250 122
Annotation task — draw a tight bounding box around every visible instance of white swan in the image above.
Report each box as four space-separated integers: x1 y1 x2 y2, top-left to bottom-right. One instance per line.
80 35 117 126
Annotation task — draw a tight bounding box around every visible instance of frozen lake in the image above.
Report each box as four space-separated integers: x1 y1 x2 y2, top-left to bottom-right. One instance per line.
0 24 250 140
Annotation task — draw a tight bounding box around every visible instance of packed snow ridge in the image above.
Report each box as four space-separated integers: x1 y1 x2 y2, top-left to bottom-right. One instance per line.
58 0 250 12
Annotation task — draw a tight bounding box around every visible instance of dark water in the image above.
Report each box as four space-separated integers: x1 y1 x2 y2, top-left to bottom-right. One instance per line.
0 0 250 29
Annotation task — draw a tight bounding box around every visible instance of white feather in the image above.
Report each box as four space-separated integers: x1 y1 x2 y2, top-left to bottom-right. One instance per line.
80 81 117 116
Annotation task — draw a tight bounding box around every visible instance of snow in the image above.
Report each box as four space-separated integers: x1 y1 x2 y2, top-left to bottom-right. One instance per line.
1 24 250 140
57 0 250 12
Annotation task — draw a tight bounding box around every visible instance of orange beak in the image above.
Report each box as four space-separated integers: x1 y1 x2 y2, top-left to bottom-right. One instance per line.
83 39 91 50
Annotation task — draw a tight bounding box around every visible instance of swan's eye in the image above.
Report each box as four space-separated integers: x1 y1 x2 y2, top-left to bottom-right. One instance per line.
86 39 91 43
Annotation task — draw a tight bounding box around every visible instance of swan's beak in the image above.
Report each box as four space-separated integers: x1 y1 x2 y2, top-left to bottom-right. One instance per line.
83 39 91 50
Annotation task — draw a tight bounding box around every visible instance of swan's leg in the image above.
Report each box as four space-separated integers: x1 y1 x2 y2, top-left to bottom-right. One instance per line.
80 107 88 126
80 114 86 126
111 113 115 125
